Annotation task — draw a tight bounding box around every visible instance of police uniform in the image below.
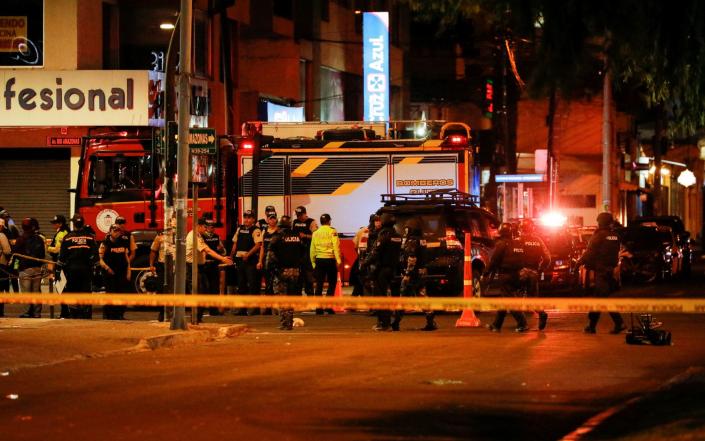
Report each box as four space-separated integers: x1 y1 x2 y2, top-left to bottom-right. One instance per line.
267 221 303 330
394 224 427 331
484 228 529 332
577 213 625 333
231 214 262 315
100 229 130 320
292 208 317 295
58 219 98 319
203 228 224 293
260 222 278 295
310 214 341 315
517 232 551 330
363 215 402 330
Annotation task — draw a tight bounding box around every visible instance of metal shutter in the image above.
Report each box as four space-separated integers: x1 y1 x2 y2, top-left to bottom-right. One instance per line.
0 149 71 234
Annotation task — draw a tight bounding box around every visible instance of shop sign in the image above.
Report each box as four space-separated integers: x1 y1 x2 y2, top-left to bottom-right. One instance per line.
0 70 150 126
0 0 44 67
363 12 389 122
46 136 81 146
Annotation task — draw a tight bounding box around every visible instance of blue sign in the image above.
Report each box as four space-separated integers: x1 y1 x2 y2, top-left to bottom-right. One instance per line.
363 12 389 122
267 102 304 122
495 174 545 183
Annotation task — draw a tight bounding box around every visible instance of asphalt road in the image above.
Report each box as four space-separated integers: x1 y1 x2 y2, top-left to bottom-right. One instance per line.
1 309 704 441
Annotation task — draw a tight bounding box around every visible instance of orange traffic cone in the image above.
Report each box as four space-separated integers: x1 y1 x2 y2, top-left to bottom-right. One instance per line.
333 273 346 313
456 234 481 327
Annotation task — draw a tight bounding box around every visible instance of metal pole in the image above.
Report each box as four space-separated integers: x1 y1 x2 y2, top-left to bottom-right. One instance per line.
602 70 612 212
191 183 199 325
171 0 192 331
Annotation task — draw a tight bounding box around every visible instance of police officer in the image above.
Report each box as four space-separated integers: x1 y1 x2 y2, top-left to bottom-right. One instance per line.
258 212 279 297
310 213 341 315
203 219 226 315
483 223 530 332
363 213 402 331
114 216 137 263
99 224 131 320
58 214 99 319
576 212 626 334
394 218 427 331
351 214 380 296
229 210 262 315
258 205 277 231
267 215 303 330
517 219 551 330
292 206 318 296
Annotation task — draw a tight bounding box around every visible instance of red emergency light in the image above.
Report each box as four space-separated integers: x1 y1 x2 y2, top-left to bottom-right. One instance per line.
448 135 467 145
241 139 254 150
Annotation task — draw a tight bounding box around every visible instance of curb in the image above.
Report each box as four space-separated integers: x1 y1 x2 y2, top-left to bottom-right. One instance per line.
561 366 705 440
135 324 249 351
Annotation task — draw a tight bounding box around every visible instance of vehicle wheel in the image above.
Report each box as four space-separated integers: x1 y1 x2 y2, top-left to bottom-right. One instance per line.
625 332 639 345
132 254 155 294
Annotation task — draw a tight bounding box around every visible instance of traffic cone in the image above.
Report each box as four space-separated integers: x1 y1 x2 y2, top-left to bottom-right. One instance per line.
332 273 346 313
456 233 481 327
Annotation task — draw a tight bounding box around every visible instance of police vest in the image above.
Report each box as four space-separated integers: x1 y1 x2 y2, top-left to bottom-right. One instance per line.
277 232 303 268
235 226 255 252
203 232 221 261
520 235 545 269
102 237 128 275
292 218 315 245
500 239 525 271
49 228 68 261
377 228 403 268
262 229 277 254
61 231 98 270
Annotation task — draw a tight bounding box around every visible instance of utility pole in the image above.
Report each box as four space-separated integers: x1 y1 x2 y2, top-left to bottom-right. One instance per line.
602 70 612 213
171 0 192 330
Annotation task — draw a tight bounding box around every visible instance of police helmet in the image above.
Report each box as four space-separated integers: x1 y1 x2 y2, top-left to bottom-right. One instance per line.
519 218 535 234
380 213 396 227
498 223 513 238
278 215 292 229
596 212 614 228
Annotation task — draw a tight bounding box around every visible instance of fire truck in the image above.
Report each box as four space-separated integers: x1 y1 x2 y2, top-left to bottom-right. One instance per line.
237 120 479 281
74 121 478 292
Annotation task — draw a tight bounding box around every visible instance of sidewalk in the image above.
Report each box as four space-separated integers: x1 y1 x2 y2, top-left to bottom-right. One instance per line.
564 367 705 440
0 318 248 373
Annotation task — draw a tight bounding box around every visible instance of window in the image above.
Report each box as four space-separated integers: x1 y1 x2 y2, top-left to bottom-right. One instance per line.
273 0 293 19
321 0 329 21
89 154 154 198
193 10 211 78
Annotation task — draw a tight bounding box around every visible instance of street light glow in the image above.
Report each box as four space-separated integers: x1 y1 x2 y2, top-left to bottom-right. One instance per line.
160 23 175 30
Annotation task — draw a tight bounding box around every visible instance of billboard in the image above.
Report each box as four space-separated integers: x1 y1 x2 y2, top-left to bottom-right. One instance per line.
363 12 389 122
0 70 150 126
0 0 44 67
267 102 304 122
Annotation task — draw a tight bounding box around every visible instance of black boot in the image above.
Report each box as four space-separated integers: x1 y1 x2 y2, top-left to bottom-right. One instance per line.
538 311 548 331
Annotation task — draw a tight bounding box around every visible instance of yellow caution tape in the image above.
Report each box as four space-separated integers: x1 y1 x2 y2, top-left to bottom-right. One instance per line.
1 293 704 313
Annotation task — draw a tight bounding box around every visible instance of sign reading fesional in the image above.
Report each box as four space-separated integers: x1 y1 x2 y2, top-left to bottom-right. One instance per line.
363 12 389 122
0 70 150 126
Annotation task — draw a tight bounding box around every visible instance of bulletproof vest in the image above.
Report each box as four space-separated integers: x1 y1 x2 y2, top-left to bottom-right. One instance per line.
235 225 255 252
61 231 98 270
276 231 302 268
520 234 545 269
499 238 525 271
203 232 221 252
261 229 276 253
102 237 128 274
377 227 403 268
402 235 425 267
292 218 315 245
203 232 221 261
591 228 620 270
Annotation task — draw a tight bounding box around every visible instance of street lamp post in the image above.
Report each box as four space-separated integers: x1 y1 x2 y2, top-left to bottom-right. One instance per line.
171 0 192 330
